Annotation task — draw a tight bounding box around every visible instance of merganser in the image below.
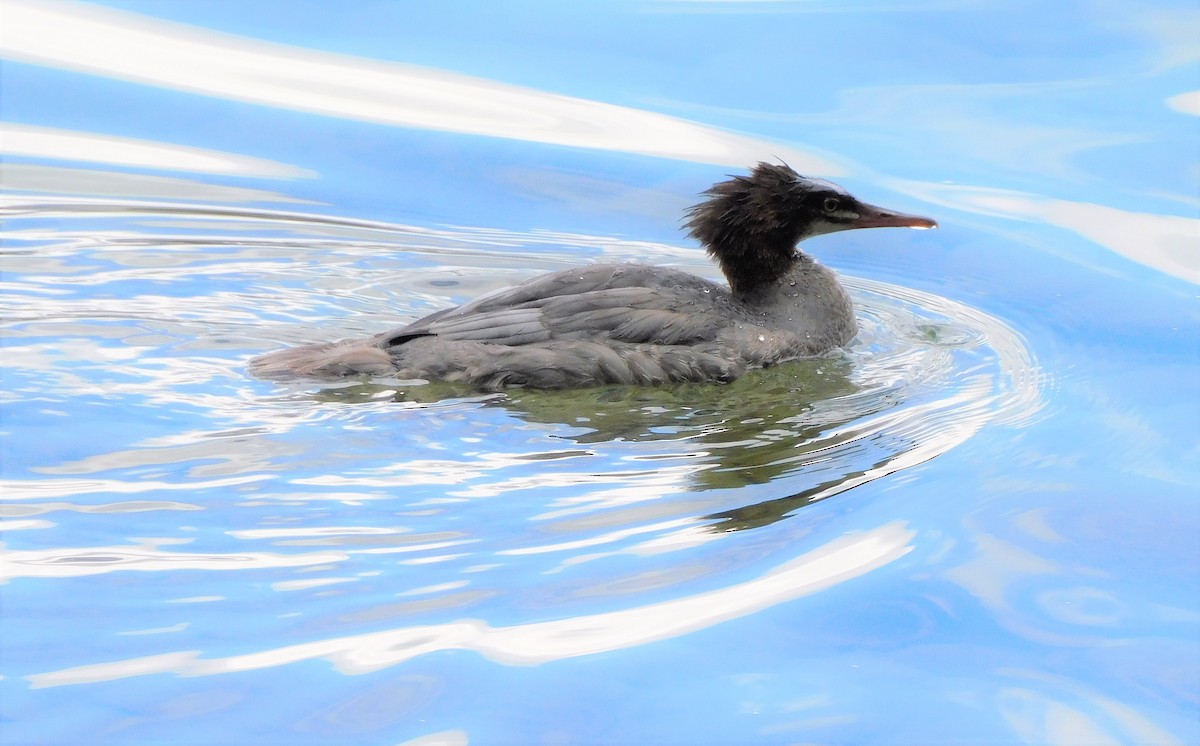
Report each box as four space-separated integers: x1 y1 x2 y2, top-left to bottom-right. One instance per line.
251 163 936 389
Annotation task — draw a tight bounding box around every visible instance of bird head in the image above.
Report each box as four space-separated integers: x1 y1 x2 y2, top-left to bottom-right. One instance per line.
686 163 936 295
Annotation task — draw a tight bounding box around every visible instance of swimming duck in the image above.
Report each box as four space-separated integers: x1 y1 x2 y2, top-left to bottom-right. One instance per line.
251 163 936 389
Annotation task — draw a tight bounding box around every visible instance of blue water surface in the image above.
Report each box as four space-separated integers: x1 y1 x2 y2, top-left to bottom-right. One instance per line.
1 1 1198 744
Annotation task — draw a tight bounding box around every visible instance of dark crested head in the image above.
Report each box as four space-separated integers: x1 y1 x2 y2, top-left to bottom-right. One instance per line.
686 162 936 296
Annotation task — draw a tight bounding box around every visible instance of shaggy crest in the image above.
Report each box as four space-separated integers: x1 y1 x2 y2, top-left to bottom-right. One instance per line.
685 162 822 296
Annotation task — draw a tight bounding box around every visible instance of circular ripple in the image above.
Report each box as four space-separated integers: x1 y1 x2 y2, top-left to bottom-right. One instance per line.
3 194 1045 683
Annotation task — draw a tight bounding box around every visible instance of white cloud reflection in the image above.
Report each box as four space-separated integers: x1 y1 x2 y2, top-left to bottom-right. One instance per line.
0 542 347 581
0 123 312 178
1 163 314 203
998 673 1186 746
1166 91 1200 116
398 731 469 746
892 180 1200 283
0 475 272 500
0 0 839 172
1032 200 1198 283
26 522 912 687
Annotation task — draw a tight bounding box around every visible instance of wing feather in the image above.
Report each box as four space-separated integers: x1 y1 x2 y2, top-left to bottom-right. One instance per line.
377 263 737 350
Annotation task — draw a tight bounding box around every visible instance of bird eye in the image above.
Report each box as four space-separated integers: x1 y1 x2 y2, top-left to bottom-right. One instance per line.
822 197 841 214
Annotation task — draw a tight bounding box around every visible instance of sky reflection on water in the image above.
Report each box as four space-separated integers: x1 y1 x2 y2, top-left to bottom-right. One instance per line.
26 522 915 686
1 0 838 171
1 0 1197 744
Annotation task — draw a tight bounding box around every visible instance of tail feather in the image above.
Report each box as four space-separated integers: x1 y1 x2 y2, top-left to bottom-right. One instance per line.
250 341 397 378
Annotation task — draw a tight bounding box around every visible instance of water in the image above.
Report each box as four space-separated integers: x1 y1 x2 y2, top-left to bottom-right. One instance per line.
2 1 1198 744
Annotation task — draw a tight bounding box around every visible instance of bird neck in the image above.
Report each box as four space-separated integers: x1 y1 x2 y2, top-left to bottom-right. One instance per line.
741 254 857 348
715 244 804 299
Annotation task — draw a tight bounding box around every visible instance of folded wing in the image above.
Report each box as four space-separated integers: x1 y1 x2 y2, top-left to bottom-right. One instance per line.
378 264 735 350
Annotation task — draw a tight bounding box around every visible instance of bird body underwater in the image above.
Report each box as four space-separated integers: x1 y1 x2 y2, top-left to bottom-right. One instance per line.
251 163 936 390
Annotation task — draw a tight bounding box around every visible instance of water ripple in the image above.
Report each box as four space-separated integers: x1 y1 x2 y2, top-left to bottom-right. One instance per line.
4 193 1043 689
